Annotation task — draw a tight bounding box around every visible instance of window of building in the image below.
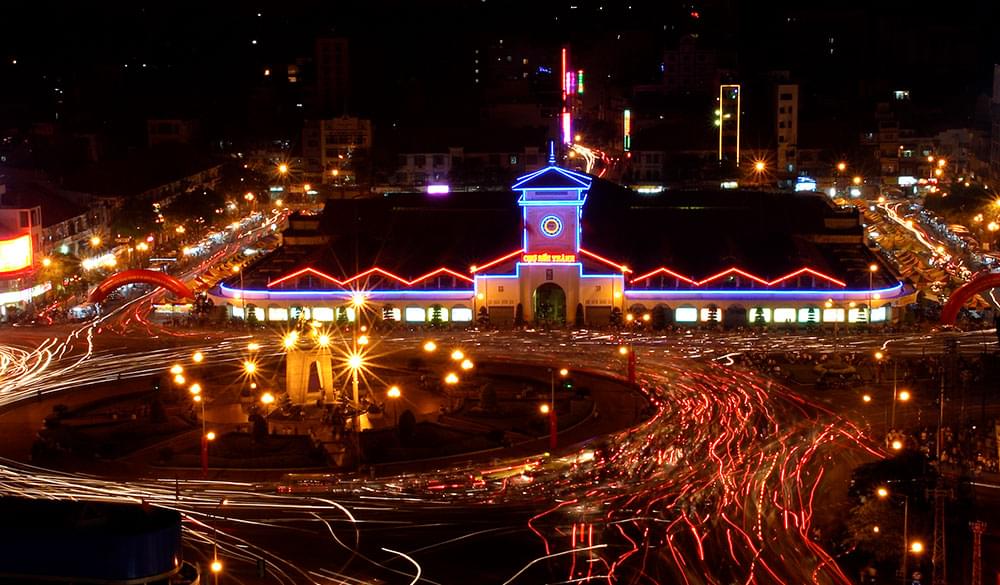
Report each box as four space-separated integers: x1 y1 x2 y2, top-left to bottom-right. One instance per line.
509 154 518 165
797 307 819 323
268 307 289 322
311 307 334 321
822 308 845 322
674 307 698 322
405 307 427 322
232 307 244 319
451 307 473 321
780 93 793 100
432 154 445 166
749 307 771 323
848 308 867 323
414 155 426 167
19 211 29 228
700 307 721 322
773 308 796 323
497 285 504 293
871 306 888 322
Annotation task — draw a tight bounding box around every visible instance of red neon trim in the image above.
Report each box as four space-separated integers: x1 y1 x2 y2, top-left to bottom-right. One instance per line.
628 265 849 288
470 249 524 273
631 267 695 285
410 267 475 284
267 267 343 288
697 267 770 287
578 248 632 273
269 265 474 288
767 267 847 288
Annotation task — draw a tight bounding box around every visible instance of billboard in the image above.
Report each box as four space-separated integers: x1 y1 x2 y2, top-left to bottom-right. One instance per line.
0 234 32 274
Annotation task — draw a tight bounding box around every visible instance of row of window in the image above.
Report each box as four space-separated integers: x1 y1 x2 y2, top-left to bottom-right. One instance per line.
671 306 888 323
231 305 475 323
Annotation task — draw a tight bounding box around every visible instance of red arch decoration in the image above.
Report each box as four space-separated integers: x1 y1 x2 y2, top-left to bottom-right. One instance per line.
940 272 1000 324
89 269 194 303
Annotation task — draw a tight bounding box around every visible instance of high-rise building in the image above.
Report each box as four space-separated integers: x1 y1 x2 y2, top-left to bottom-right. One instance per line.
990 64 1000 181
302 116 372 185
315 37 350 116
717 84 740 166
776 84 799 174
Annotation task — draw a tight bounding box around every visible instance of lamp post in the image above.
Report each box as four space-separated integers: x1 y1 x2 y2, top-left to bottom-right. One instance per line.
876 487 919 584
619 345 636 384
868 263 879 327
387 385 401 427
232 265 246 326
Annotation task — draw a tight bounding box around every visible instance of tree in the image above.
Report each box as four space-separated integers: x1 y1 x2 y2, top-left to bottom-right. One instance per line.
477 306 490 327
429 304 444 327
382 304 396 324
705 304 719 326
336 306 349 327
246 305 259 327
844 497 904 562
609 307 623 327
651 305 668 331
753 308 766 326
397 409 417 442
479 383 498 412
574 303 585 328
514 303 525 327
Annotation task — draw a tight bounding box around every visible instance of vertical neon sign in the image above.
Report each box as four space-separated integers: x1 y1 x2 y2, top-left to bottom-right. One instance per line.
577 70 584 94
623 109 631 151
560 47 567 100
562 111 572 145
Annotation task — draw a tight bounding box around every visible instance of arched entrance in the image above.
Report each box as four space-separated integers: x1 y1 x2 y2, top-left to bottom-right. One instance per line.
940 272 1000 324
533 283 566 325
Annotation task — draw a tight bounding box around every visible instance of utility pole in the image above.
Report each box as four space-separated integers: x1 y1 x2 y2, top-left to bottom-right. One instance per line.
931 338 957 585
970 521 985 585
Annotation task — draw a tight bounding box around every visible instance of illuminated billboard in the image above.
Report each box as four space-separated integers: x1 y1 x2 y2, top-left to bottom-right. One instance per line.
0 234 32 274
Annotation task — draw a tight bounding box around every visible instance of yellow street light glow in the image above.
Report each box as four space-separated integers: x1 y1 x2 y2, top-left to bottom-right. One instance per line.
539 403 551 414
460 358 474 370
41 257 52 267
910 541 924 554
753 161 766 172
247 342 260 351
170 364 184 375
192 351 204 363
90 235 101 247
559 368 569 377
283 331 298 349
193 394 202 403
852 176 862 185
862 394 872 403
357 335 369 346
934 168 943 177
317 334 331 347
836 162 847 172
423 340 437 352
347 353 363 370
278 163 289 175
351 292 366 308
613 291 622 299
891 439 903 450
876 487 889 498
625 313 635 322
211 560 223 573
618 346 629 356
642 313 651 322
173 374 186 385
450 349 464 361
825 299 834 308
243 360 257 374
898 390 911 402
874 351 884 361
189 383 202 395
872 525 880 533
877 195 886 203
260 392 275 405
231 264 241 273
994 198 1000 207
206 431 216 441
937 158 946 167
444 372 459 385
387 385 401 399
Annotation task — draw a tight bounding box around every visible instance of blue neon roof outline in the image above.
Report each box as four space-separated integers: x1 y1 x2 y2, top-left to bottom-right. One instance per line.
511 165 593 190
219 283 473 299
623 282 905 298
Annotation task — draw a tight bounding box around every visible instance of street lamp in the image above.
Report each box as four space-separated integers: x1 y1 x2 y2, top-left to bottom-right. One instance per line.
450 349 464 361
173 374 186 386
460 359 474 371
283 331 298 350
444 372 459 385
243 360 257 375
868 264 879 326
386 385 401 427
192 351 204 364
423 340 437 353
170 364 184 376
876 486 913 582
618 346 636 383
260 391 275 418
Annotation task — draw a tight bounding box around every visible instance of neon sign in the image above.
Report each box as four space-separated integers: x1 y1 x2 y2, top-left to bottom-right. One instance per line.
522 253 576 263
540 215 563 237
0 234 32 274
623 109 631 152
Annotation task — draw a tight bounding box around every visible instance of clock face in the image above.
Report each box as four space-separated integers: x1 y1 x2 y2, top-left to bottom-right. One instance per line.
540 215 563 237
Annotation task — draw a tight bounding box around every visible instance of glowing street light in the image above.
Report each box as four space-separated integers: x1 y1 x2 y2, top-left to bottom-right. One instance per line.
877 486 889 498
243 360 257 375
170 364 184 375
898 390 911 402
283 331 299 349
387 386 401 399
277 163 289 175
206 431 216 441
618 346 629 356
862 394 872 403
386 385 402 426
260 392 275 406
910 541 924 554
90 235 102 248
444 372 459 385
173 374 186 386
192 351 204 363
347 353 363 371
753 161 766 172
891 439 903 450
357 335 369 346
539 403 551 415
450 349 465 361
247 341 260 352
189 383 202 395
559 368 569 377
852 176 862 185
423 340 437 352
460 358 474 370
41 257 52 267
317 334 331 347
836 161 847 172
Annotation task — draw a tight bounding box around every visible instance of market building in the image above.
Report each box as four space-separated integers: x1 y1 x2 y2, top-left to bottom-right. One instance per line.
210 151 913 327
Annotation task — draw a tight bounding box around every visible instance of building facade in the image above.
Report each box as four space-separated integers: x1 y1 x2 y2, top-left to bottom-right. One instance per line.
211 154 912 328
